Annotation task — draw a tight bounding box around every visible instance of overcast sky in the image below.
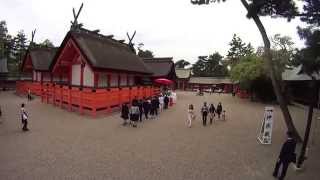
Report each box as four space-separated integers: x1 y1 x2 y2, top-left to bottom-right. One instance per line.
1 0 306 63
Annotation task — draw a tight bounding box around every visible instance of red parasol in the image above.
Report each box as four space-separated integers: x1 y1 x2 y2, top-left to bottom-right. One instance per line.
154 78 173 85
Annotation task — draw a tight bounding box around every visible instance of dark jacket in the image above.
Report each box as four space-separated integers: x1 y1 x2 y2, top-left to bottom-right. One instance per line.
138 101 143 112
151 99 158 109
121 104 129 119
164 96 169 104
209 105 215 113
216 104 222 114
279 138 297 163
143 101 150 111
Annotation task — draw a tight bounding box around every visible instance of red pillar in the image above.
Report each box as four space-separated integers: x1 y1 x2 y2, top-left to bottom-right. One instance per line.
68 65 72 86
80 64 84 87
94 72 99 88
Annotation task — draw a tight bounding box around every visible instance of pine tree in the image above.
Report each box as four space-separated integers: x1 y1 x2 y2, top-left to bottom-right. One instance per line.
227 34 254 66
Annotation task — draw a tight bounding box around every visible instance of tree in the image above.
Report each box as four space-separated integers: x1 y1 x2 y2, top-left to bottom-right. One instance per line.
175 59 190 68
206 52 228 77
293 29 320 168
0 20 13 60
192 56 207 76
191 0 303 141
293 0 320 168
138 49 154 58
270 34 295 84
11 30 27 72
137 42 154 58
38 39 54 48
227 34 254 65
192 52 228 77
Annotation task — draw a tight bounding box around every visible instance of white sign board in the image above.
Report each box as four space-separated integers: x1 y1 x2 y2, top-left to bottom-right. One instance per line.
258 107 274 144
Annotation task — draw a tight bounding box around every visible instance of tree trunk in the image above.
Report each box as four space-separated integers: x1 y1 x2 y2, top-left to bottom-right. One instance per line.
297 79 318 168
240 0 302 142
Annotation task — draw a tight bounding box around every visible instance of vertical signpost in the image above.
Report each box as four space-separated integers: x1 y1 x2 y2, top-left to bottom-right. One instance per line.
258 107 274 144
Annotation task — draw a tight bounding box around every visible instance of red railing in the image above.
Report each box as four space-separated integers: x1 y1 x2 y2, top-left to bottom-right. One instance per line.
16 81 160 117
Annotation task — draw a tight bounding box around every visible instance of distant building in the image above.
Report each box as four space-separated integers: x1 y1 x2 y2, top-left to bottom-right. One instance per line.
188 76 233 93
282 65 320 105
21 47 57 82
143 57 177 81
175 68 191 90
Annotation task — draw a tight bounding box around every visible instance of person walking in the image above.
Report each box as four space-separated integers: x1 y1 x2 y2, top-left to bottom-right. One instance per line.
151 97 156 118
201 102 209 126
142 98 150 120
216 102 223 119
159 95 164 112
209 103 215 124
138 99 143 122
21 103 29 131
130 103 140 128
186 104 195 128
27 89 32 101
164 95 169 109
273 131 297 180
155 96 160 115
121 103 129 126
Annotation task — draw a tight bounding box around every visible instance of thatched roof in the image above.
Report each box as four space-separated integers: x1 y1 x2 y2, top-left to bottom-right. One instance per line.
21 47 57 71
189 77 232 84
51 29 152 74
143 57 176 79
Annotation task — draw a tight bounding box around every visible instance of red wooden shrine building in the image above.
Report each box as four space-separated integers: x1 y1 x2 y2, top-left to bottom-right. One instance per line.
18 47 57 95
17 28 161 117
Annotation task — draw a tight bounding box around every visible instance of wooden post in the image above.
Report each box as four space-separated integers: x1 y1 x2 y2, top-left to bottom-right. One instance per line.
68 87 72 111
80 63 84 87
79 89 83 115
60 86 63 108
53 83 56 105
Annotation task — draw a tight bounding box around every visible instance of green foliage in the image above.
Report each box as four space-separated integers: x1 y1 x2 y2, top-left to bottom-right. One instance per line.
300 0 320 26
270 34 295 79
138 49 154 58
227 34 254 66
230 55 265 89
38 39 54 48
192 52 228 77
192 56 207 76
0 20 12 59
175 59 190 68
294 29 320 78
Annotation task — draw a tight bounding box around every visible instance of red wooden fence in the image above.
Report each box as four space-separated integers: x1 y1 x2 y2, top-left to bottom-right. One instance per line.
16 81 160 117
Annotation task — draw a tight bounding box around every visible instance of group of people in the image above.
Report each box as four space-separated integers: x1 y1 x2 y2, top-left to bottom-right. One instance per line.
120 95 170 127
187 102 224 128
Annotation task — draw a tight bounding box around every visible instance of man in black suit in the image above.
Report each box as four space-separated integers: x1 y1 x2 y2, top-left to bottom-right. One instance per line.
273 131 297 180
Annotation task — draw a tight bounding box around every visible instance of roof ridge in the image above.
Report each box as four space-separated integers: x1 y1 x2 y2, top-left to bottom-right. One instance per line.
71 28 131 51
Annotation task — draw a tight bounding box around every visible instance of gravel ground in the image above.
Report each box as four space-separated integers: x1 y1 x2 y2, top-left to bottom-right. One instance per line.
0 91 319 180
